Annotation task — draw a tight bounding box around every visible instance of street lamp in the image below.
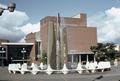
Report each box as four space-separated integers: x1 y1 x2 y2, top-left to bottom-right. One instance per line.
0 2 16 16
21 48 26 64
0 46 6 67
7 2 16 12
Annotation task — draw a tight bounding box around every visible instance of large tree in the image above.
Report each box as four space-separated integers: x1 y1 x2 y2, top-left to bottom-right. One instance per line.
90 43 117 61
105 43 117 60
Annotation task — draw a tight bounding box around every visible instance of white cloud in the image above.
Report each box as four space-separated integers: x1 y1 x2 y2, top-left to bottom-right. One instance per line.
0 10 29 42
19 22 40 42
20 22 40 34
88 7 120 44
0 3 40 42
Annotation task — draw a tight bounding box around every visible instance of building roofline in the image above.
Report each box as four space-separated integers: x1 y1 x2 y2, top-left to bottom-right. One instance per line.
1 42 34 45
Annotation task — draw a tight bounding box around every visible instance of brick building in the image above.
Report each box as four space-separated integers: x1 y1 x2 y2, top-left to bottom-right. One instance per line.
25 32 41 63
40 13 97 67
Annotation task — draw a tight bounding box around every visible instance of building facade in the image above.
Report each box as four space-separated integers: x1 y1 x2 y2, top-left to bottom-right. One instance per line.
25 32 41 63
40 13 97 68
0 39 9 66
0 39 34 66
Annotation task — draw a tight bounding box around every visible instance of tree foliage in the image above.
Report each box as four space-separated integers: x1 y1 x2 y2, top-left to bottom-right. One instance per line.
90 43 117 61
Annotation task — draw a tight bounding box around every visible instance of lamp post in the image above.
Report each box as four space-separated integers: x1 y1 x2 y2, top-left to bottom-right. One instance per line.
0 46 5 67
0 2 16 16
21 48 26 64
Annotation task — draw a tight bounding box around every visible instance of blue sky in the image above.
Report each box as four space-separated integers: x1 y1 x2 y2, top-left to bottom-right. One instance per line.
2 0 120 23
18 0 120 23
0 0 120 43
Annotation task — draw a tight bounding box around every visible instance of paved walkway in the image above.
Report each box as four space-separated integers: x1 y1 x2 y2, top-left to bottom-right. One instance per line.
0 65 120 81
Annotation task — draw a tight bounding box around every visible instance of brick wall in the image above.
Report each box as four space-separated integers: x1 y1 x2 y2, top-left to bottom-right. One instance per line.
40 13 89 52
66 27 97 53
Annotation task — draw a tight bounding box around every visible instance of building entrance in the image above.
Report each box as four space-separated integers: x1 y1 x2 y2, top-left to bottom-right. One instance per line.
1 43 34 66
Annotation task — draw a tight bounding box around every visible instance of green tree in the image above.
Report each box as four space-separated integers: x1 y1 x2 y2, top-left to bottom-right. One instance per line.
105 43 116 60
90 43 117 61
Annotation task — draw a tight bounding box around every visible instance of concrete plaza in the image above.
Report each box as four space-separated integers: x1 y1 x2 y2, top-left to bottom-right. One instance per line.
0 65 120 81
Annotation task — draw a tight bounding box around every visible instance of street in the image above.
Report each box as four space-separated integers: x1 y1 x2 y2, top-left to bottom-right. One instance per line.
0 65 120 81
